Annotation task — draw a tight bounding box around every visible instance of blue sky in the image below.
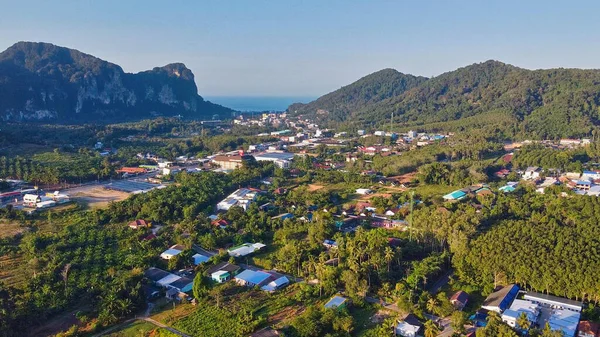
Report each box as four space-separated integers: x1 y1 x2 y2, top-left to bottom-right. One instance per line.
0 0 599 96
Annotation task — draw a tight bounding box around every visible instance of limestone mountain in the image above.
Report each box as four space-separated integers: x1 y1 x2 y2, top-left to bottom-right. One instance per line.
0 41 232 122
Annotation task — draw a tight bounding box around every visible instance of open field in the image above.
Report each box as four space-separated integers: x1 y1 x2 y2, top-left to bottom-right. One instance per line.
69 186 130 209
307 184 325 191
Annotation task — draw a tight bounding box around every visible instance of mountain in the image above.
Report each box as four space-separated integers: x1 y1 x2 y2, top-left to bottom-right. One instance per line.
292 61 600 139
0 41 232 122
288 68 427 122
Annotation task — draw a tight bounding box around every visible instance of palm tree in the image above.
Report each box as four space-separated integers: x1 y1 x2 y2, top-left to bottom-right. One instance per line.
384 246 394 272
516 311 530 335
424 319 440 337
426 297 439 315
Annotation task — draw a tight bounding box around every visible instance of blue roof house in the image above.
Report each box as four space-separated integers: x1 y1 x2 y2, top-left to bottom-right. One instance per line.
443 190 467 201
234 270 273 287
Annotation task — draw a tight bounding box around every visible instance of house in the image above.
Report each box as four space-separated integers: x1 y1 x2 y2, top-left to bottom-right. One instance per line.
145 267 172 283
450 291 469 310
356 188 373 195
588 185 600 196
576 180 592 191
261 276 290 292
501 299 540 330
272 213 294 221
168 277 194 293
578 321 599 337
395 314 423 337
496 169 511 178
475 187 494 197
207 262 241 282
443 190 467 201
582 171 600 180
128 219 150 229
323 239 338 249
192 253 210 265
211 270 232 283
481 284 519 313
234 270 273 287
228 243 266 257
160 244 186 260
523 167 542 180
324 295 349 310
211 219 230 228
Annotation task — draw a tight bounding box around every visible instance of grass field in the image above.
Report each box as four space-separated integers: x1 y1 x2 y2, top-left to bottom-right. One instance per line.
0 254 29 287
105 321 178 337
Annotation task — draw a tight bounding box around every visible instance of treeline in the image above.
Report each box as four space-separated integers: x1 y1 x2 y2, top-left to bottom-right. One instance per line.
512 145 588 171
0 152 113 185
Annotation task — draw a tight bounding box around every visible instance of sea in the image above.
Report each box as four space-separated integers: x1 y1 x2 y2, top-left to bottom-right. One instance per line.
204 96 316 112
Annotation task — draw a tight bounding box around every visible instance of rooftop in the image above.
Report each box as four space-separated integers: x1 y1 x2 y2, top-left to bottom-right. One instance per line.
324 295 348 309
235 269 272 285
482 284 519 309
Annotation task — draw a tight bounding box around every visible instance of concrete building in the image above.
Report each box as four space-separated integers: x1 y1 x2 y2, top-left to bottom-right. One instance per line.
253 152 295 169
216 188 257 211
212 154 254 170
501 299 540 329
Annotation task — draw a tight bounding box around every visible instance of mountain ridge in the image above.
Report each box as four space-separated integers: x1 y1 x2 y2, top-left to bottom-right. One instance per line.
289 60 600 138
0 41 232 122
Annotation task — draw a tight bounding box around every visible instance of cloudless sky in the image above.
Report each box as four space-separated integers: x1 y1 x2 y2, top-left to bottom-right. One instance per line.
1 0 599 96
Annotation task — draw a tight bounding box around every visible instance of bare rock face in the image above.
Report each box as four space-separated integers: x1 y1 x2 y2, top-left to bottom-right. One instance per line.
0 42 232 122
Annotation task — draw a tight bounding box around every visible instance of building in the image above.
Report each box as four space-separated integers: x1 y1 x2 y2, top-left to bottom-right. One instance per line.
192 253 210 265
523 292 583 312
216 188 258 211
395 314 423 337
212 154 254 170
261 276 290 292
443 190 467 201
206 262 240 283
228 243 266 257
234 270 273 287
450 291 469 310
578 321 599 337
128 219 150 230
501 299 540 330
160 244 186 260
271 213 294 221
408 130 418 138
356 188 373 195
523 167 542 180
23 193 42 207
253 152 295 169
481 284 519 313
144 267 194 296
324 295 349 310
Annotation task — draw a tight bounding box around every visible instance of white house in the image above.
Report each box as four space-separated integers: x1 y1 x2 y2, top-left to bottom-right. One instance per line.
160 244 185 260
356 188 372 195
522 167 542 180
395 314 422 337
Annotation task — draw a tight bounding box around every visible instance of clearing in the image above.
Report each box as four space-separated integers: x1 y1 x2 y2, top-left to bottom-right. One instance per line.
0 220 26 238
69 186 130 209
307 184 324 191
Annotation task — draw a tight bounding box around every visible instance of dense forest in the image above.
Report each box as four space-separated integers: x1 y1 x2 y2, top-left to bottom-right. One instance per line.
291 60 600 139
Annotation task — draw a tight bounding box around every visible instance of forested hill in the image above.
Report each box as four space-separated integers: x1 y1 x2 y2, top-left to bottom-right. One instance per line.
0 41 233 123
288 68 427 123
291 60 600 139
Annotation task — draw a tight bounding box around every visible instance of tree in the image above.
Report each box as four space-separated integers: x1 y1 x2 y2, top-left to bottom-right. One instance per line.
450 311 466 334
192 272 210 301
426 297 439 315
516 312 531 335
424 320 440 337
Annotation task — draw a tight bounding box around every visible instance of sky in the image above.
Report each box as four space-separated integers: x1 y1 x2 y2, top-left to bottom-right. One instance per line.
1 0 599 96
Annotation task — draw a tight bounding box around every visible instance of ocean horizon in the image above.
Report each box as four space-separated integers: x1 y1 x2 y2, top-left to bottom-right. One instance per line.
204 96 316 112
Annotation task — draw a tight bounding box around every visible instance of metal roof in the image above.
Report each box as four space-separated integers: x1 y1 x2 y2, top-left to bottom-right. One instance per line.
324 295 347 309
235 270 272 285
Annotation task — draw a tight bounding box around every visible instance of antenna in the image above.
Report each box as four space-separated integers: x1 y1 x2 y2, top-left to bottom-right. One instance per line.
390 112 394 133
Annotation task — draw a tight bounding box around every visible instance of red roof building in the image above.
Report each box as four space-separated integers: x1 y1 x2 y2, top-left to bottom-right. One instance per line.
128 219 150 229
450 291 469 310
578 321 600 337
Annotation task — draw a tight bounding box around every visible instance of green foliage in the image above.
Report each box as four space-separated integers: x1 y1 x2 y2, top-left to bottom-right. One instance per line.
293 60 600 139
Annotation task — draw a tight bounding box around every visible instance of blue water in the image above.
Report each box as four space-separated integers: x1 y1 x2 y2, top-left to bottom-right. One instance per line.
204 96 316 112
